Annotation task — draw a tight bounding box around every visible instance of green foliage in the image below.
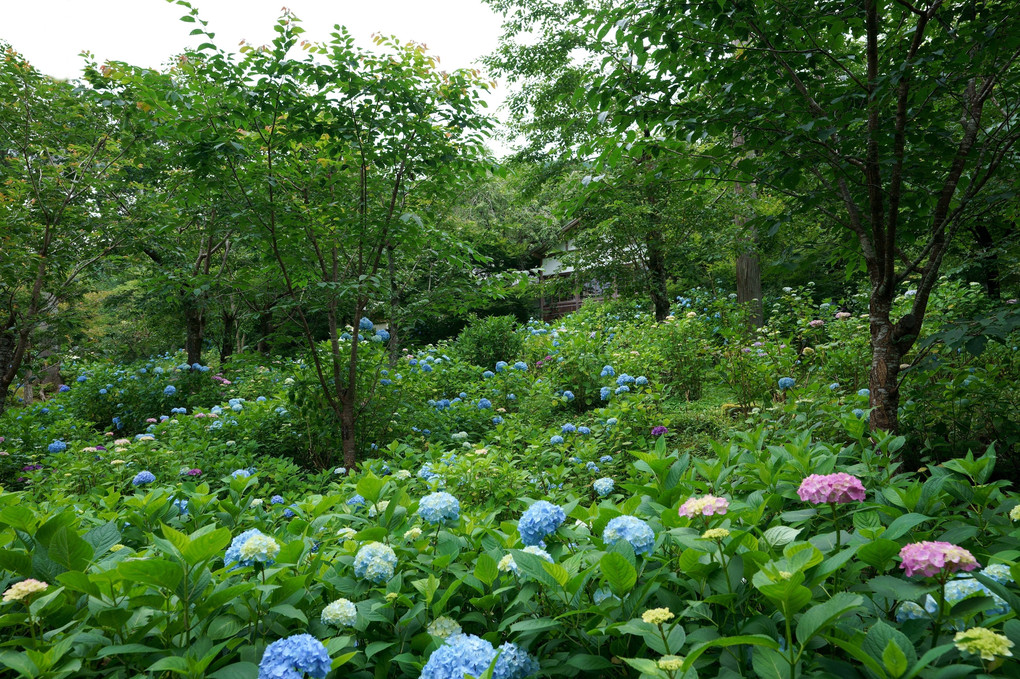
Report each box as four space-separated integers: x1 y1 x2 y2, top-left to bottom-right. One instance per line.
455 316 526 371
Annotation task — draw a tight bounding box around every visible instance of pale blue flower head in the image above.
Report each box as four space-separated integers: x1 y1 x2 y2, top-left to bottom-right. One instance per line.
593 478 614 496
600 387 611 400
603 515 655 556
600 365 615 377
418 491 460 525
513 361 528 371
778 377 796 390
164 385 177 396
635 376 648 386
549 435 564 445
354 542 397 583
359 317 375 331
258 633 331 679
132 470 156 486
561 423 576 434
518 500 565 547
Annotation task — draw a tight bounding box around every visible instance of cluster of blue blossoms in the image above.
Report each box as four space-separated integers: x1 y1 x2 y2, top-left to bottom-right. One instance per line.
132 470 156 486
518 501 565 547
418 492 461 525
593 477 615 496
603 516 655 556
225 528 275 568
420 633 538 679
354 542 398 583
258 633 331 679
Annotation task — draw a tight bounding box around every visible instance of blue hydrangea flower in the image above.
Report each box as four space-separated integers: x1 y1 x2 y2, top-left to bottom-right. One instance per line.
616 374 635 386
48 440 67 453
99 389 108 395
418 492 460 525
828 383 840 390
477 398 492 409
561 423 576 434
599 455 613 463
375 328 390 342
421 363 433 373
600 365 615 377
858 388 870 397
635 376 648 386
549 435 564 445
852 408 866 419
507 393 516 401
420 634 538 679
359 317 374 331
513 361 528 371
578 426 591 435
493 416 504 425
172 498 188 515
593 587 619 604
225 528 270 568
614 386 630 395
603 516 655 556
518 501 565 546
164 385 177 396
593 478 614 496
354 542 397 583
778 377 796 390
563 391 575 401
600 387 611 400
347 494 366 508
132 470 156 486
483 370 495 379
58 384 71 393
896 601 928 623
232 469 252 479
586 462 600 472
607 418 618 426
495 361 508 372
258 633 331 679
76 375 87 383
271 495 285 505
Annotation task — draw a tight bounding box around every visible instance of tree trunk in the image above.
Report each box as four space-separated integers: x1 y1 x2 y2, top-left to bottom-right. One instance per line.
340 391 357 470
868 295 901 432
972 222 1001 300
256 310 273 354
647 229 670 321
220 308 236 363
736 246 763 327
387 244 401 364
184 303 205 365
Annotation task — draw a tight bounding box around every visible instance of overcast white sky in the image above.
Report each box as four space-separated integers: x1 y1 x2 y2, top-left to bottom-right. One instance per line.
1 0 512 153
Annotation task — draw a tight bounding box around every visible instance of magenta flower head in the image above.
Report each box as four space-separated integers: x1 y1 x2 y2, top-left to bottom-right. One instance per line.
678 494 729 518
899 541 979 578
651 426 669 437
185 468 202 477
797 473 866 505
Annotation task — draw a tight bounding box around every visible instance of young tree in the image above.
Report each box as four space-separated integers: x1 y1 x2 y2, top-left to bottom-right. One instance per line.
582 0 1020 431
113 6 492 468
0 45 142 413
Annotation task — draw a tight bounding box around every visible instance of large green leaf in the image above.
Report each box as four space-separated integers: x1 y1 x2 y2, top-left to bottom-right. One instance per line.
600 552 637 596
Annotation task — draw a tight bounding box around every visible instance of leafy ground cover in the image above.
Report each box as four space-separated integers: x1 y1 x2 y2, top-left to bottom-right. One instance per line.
1 289 1019 678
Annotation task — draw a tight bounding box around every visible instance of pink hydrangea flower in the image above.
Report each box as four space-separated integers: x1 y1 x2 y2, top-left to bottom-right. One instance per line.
797 473 866 504
809 319 825 328
899 541 979 578
146 418 158 423
835 312 852 320
678 495 729 518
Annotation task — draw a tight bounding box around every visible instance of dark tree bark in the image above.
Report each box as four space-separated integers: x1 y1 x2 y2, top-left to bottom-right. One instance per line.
183 301 205 365
387 244 401 363
972 221 1001 300
647 228 670 321
736 245 763 327
220 308 236 363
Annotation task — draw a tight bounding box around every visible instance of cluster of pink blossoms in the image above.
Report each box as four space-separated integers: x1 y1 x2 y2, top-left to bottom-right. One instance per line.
797 473 866 504
899 541 980 578
678 495 729 518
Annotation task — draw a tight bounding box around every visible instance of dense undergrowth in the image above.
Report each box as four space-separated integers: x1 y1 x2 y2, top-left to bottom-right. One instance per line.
1 284 1020 678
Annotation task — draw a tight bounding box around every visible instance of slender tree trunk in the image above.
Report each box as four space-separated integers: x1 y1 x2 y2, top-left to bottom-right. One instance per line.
972 222 1001 300
220 308 236 363
387 244 401 363
647 229 670 321
732 132 763 327
868 294 901 432
256 310 272 354
735 244 763 326
0 328 17 416
184 302 205 365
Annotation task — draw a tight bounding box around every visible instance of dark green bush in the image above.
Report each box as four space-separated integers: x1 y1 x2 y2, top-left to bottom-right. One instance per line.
454 315 525 369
